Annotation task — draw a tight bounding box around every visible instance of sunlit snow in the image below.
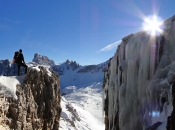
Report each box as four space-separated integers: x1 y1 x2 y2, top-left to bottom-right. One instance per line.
60 82 105 130
0 76 25 99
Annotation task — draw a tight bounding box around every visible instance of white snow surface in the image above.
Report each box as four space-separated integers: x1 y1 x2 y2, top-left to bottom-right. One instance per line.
31 66 40 72
0 75 25 99
61 67 103 88
62 86 77 95
46 68 52 77
60 82 105 130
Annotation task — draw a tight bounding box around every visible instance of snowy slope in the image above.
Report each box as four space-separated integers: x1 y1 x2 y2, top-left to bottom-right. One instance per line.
0 76 25 99
52 60 109 90
60 82 105 130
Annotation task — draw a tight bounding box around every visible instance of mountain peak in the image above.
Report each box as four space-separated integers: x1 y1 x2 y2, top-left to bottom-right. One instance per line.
32 53 55 66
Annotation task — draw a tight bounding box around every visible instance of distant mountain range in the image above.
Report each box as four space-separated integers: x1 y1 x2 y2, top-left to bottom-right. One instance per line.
0 53 110 90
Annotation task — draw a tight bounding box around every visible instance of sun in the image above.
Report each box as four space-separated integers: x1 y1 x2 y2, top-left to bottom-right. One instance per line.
143 15 163 36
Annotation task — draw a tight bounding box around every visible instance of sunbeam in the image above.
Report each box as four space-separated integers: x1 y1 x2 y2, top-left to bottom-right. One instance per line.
110 0 165 36
142 15 164 36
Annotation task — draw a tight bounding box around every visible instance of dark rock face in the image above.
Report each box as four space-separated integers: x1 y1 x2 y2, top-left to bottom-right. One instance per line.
145 122 162 130
0 60 18 76
0 66 61 130
0 60 11 75
33 53 55 66
77 62 109 73
0 60 26 76
64 60 79 71
52 66 64 76
77 65 96 73
167 81 175 130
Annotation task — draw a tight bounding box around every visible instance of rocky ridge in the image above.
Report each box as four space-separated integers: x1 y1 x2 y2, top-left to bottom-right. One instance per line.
52 59 109 76
0 66 61 130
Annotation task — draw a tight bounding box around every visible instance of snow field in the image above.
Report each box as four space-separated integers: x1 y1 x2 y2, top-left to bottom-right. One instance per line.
60 82 105 130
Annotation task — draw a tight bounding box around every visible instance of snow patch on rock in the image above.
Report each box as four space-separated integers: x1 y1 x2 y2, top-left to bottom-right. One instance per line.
0 76 25 99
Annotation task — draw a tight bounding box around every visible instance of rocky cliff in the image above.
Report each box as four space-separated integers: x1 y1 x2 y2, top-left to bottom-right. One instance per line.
103 15 175 130
0 66 61 130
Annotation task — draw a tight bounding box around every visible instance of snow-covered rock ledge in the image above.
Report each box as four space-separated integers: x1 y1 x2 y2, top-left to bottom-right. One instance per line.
0 66 61 129
103 14 175 130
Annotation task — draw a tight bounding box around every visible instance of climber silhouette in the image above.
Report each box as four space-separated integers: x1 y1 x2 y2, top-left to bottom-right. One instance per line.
16 49 28 76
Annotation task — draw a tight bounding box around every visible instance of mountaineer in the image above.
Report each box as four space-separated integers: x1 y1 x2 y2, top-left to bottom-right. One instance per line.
13 49 28 76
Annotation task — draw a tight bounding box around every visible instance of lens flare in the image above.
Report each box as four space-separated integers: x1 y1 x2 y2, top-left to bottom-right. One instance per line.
149 111 160 117
143 15 163 36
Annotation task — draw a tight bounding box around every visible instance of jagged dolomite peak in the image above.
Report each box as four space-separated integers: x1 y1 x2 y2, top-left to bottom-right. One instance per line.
33 53 55 66
0 66 61 130
103 15 175 130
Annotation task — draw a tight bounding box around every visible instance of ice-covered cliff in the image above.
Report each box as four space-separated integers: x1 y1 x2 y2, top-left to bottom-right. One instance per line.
103 15 175 130
0 66 61 129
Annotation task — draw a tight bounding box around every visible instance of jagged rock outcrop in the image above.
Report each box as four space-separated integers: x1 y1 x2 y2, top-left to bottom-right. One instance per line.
52 59 109 76
33 53 55 66
52 60 80 76
64 59 79 71
0 66 61 130
103 15 175 130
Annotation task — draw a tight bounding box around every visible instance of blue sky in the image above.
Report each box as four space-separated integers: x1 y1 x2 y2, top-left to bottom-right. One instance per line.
0 0 174 65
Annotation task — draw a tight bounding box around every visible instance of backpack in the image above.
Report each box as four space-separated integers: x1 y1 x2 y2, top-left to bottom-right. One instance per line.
13 51 19 63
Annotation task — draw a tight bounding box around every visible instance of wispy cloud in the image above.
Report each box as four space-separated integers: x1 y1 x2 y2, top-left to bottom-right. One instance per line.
0 24 11 31
21 30 44 48
97 40 121 52
4 18 22 24
52 47 58 52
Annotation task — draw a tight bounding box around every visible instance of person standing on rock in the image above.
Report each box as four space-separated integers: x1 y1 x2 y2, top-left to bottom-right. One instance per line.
16 49 28 76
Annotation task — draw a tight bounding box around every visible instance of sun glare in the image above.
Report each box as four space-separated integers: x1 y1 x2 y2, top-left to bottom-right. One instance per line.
143 15 163 36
